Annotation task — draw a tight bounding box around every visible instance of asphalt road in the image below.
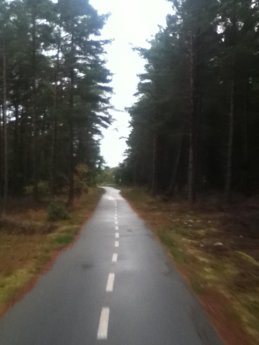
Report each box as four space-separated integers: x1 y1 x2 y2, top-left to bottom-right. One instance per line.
0 187 223 345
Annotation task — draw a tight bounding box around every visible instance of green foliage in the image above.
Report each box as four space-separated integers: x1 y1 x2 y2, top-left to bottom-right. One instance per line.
96 167 116 185
52 233 74 246
0 0 112 201
47 202 69 222
159 231 187 263
124 0 259 199
38 181 50 197
74 164 89 195
25 181 50 197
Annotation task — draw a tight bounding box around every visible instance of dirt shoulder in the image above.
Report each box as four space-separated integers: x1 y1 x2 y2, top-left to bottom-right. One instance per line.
0 188 103 317
122 188 259 345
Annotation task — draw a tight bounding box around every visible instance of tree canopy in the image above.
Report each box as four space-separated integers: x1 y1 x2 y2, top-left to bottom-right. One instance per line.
0 0 112 205
122 0 259 201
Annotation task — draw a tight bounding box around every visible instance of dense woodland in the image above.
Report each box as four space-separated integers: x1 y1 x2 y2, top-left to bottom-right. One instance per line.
1 0 259 208
0 0 111 208
120 0 259 202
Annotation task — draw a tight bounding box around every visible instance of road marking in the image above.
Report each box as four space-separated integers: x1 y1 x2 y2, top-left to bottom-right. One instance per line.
115 233 119 239
97 307 110 340
112 253 118 262
115 225 119 231
115 241 119 247
106 273 115 292
115 220 118 226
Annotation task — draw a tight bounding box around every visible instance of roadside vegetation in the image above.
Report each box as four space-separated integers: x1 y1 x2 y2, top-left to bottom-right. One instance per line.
0 188 103 317
123 188 259 345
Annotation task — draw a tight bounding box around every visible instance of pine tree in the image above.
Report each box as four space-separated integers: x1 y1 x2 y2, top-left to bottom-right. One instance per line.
0 0 112 204
123 0 259 201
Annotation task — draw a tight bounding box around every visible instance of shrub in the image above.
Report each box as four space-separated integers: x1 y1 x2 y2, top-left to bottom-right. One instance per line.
47 201 69 221
24 181 50 198
74 164 89 196
38 181 50 197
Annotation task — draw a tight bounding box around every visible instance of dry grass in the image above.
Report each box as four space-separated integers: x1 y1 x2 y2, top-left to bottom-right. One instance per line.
122 188 259 345
0 188 103 315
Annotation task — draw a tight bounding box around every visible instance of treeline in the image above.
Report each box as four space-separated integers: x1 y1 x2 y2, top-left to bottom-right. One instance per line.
0 0 111 207
121 0 259 201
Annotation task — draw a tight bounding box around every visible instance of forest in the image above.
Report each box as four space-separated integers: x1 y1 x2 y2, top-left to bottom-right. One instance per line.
0 0 111 209
0 1 259 342
119 0 259 203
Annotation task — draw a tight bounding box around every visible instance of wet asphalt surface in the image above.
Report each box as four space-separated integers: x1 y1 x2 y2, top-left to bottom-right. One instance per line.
0 187 223 345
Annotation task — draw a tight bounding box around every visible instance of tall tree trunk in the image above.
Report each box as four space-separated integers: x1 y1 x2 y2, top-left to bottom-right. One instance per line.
225 80 235 201
167 133 184 196
68 33 75 206
151 134 157 194
0 105 2 196
188 129 195 202
133 157 138 185
2 35 8 212
188 31 198 204
225 0 237 202
21 110 29 191
68 69 75 205
242 79 249 194
13 103 20 194
51 32 61 196
32 9 38 201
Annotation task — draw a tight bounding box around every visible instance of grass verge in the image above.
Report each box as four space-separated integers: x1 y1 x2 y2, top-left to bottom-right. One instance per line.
0 188 103 317
122 187 259 345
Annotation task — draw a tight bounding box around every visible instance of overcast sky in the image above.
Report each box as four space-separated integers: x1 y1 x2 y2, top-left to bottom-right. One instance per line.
90 0 172 167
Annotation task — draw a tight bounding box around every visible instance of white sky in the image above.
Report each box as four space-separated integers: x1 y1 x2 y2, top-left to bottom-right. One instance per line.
90 0 172 167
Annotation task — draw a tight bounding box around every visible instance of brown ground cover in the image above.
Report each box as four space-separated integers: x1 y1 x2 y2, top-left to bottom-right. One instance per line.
122 188 259 345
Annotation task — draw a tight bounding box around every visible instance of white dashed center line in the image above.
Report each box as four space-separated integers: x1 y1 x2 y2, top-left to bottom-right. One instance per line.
97 200 121 340
106 273 115 292
97 307 110 340
112 253 118 263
